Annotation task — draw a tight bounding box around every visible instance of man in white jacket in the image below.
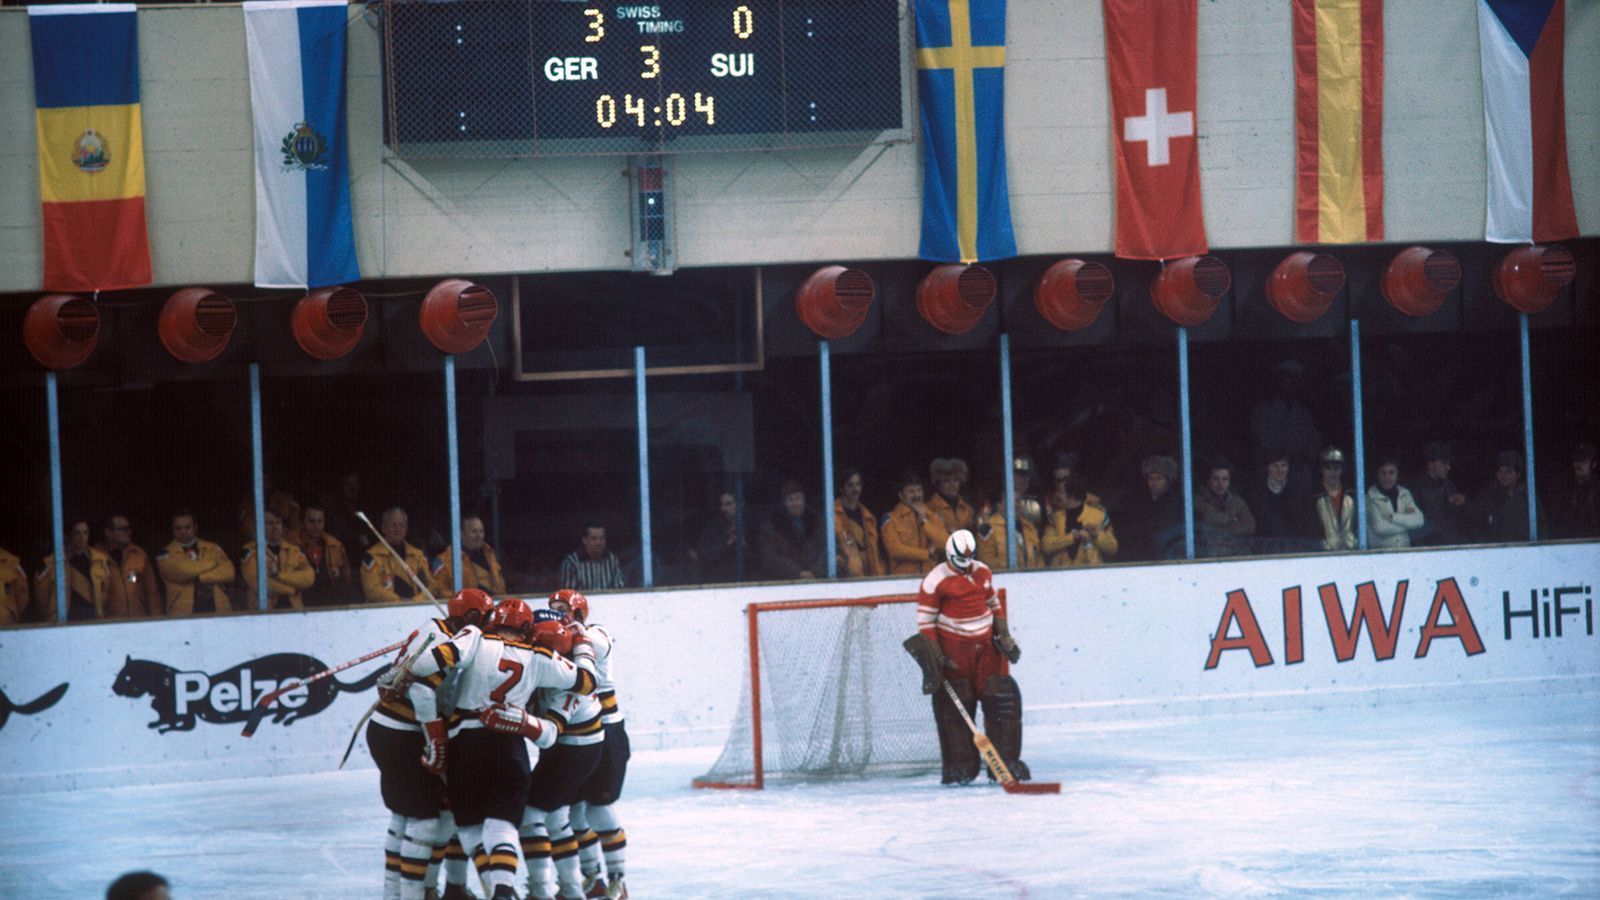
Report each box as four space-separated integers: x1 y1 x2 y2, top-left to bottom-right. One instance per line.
1367 458 1426 548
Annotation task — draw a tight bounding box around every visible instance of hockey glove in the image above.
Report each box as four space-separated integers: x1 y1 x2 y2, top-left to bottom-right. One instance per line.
480 704 557 749
420 719 449 776
991 615 1022 664
902 633 952 695
375 663 412 706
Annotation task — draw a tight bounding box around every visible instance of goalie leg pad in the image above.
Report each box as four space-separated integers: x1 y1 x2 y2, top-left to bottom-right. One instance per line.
932 677 980 784
980 675 1030 781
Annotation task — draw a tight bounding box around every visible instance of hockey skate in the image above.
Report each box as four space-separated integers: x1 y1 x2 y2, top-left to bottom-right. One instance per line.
439 885 473 900
582 874 610 898
606 874 629 899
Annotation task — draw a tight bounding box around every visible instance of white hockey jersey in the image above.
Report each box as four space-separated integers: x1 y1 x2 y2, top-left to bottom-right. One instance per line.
413 627 597 737
537 683 605 747
373 617 475 733
586 622 624 726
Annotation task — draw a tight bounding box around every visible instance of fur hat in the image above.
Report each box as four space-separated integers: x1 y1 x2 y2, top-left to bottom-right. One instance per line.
929 457 969 483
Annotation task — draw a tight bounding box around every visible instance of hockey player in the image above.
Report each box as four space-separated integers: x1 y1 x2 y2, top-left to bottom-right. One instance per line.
904 529 1028 785
549 589 631 900
370 587 493 900
412 598 598 900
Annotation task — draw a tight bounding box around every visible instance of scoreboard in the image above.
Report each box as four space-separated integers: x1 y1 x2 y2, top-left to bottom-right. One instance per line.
382 0 907 156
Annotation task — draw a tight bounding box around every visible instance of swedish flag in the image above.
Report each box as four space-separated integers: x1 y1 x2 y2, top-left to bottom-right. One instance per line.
915 0 1016 264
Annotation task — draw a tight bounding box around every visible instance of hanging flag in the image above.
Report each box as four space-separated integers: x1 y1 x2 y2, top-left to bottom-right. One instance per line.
1477 0 1577 244
914 0 1016 264
1293 0 1384 244
28 4 152 292
245 0 360 289
1102 0 1207 260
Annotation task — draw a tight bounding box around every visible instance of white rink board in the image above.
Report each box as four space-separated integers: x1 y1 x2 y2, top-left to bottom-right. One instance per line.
1 542 1595 794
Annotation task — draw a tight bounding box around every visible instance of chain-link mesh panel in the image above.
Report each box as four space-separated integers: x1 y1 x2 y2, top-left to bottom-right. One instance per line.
381 0 910 158
696 596 940 786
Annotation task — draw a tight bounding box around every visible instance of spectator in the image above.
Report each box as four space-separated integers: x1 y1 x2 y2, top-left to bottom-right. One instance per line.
881 470 949 575
242 509 316 609
760 480 826 580
1366 457 1426 549
927 458 977 534
35 517 113 622
1246 450 1310 553
1468 450 1547 543
323 470 367 552
430 515 507 596
1049 451 1102 506
99 512 162 618
1312 447 1358 551
0 545 26 626
977 492 1043 570
156 509 237 615
1041 477 1118 566
1412 441 1469 546
1195 458 1256 558
360 506 432 603
834 468 885 578
1250 360 1323 478
263 472 302 538
1120 455 1185 561
1550 442 1599 538
106 871 170 900
692 490 749 583
559 521 627 591
295 503 355 607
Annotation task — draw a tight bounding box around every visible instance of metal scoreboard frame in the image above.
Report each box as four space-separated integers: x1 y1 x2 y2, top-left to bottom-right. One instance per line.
381 0 913 158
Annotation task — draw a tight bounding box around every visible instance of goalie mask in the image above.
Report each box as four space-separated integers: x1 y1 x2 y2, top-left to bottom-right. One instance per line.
945 529 977 571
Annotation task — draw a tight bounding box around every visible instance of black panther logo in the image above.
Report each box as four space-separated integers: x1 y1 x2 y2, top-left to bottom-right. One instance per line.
112 654 387 734
0 683 69 731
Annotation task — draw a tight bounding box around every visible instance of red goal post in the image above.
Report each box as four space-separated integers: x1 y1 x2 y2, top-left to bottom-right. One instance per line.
692 590 1007 789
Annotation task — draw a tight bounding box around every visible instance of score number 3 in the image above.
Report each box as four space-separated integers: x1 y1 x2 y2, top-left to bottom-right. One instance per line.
584 8 604 42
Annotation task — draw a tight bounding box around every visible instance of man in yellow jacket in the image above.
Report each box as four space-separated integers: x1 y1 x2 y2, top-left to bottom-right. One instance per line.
242 510 316 610
361 506 432 603
429 514 507 596
36 518 115 621
0 546 27 626
977 495 1044 571
98 513 163 618
927 458 978 534
881 472 951 575
1041 479 1119 567
834 468 886 578
157 510 237 615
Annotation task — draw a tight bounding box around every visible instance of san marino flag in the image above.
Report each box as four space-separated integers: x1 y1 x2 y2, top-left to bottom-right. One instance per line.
244 0 360 289
28 3 152 292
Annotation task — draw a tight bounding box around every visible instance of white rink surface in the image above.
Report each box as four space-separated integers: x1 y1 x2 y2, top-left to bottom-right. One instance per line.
6 689 1599 899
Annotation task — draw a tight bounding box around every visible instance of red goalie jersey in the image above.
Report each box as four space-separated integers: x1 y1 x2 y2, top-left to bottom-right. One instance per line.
916 560 998 644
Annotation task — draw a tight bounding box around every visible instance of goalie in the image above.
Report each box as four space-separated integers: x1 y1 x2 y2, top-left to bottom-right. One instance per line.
904 529 1029 785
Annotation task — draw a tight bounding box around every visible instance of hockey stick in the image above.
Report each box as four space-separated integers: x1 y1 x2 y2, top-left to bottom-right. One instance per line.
356 510 449 617
940 681 1061 795
338 632 438 769
241 630 418 737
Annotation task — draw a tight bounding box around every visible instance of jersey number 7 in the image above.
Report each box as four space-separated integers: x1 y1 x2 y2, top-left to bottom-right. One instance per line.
490 657 524 703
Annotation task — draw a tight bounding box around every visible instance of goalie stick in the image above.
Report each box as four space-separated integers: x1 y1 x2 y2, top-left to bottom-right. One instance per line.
941 681 1060 795
338 631 438 769
240 630 418 737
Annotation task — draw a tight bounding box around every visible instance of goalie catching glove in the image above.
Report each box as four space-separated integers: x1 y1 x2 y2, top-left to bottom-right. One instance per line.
479 703 558 749
420 719 449 776
991 615 1021 664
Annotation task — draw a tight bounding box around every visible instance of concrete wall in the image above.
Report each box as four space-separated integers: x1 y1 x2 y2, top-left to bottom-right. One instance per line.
0 2 1597 293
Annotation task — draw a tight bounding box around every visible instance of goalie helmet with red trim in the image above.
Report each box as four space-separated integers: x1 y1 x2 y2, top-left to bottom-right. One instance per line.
532 608 574 656
548 588 589 624
449 587 494 624
490 598 535 638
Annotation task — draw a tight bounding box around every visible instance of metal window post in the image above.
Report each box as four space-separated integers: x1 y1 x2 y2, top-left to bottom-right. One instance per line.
820 340 837 578
250 364 268 610
47 372 67 622
635 346 654 587
1520 313 1538 541
1000 333 1017 568
1178 327 1195 559
445 355 464 592
1350 321 1368 549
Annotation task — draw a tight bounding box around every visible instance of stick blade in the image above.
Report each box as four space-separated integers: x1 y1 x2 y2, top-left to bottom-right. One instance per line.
1002 780 1061 795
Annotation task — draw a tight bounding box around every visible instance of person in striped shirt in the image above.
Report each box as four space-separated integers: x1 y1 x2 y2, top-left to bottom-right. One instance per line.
559 522 626 592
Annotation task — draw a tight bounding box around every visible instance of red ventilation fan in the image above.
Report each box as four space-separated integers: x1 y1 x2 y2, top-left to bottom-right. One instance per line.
1492 244 1575 315
420 279 499 354
1381 246 1460 317
1151 256 1230 326
796 266 875 340
159 288 237 363
23 294 100 370
291 287 369 360
916 264 996 335
1034 259 1114 332
1266 252 1345 323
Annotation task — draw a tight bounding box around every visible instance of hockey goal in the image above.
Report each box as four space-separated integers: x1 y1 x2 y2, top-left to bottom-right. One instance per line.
693 591 1007 789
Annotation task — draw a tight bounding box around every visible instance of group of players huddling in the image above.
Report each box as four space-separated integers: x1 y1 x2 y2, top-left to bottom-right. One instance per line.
369 587 629 900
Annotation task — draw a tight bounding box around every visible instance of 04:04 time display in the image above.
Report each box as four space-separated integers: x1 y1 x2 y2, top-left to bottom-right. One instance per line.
596 92 715 129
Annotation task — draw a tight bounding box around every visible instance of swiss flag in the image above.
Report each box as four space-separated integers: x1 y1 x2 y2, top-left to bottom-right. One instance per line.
1103 0 1207 260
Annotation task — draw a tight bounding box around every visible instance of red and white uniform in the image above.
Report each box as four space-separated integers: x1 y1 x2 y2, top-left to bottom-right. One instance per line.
916 560 1003 686
412 628 596 736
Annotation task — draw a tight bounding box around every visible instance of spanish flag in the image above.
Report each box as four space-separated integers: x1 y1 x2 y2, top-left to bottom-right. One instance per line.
1293 0 1384 244
29 4 152 292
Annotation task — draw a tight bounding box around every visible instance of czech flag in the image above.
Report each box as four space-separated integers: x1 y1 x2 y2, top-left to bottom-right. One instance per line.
244 0 360 289
1477 0 1577 243
28 4 152 292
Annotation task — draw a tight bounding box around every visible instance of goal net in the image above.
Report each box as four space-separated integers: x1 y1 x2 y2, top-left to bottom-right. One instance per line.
693 591 1006 789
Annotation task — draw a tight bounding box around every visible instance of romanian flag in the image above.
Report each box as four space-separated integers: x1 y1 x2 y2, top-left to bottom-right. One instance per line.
28 4 152 292
1293 0 1384 244
914 0 1016 264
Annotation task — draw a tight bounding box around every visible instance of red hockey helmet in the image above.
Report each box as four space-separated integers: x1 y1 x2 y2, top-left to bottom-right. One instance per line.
532 610 574 656
548 588 589 624
449 587 494 623
490 598 535 638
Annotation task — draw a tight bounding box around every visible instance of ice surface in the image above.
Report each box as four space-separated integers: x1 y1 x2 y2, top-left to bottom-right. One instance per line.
4 689 1597 898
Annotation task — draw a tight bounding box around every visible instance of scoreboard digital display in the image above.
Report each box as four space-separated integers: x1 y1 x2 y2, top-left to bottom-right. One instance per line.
383 0 907 156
